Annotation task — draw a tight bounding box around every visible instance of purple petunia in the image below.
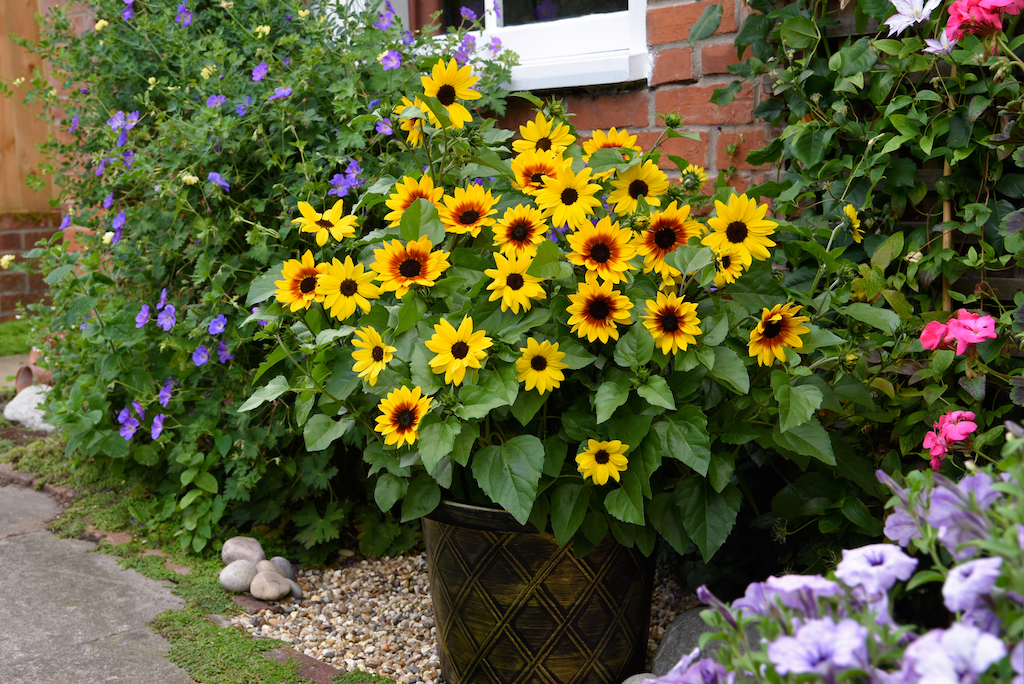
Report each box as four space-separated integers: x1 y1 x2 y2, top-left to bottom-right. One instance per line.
135 304 150 328
193 345 209 366
217 340 234 363
252 61 268 81
59 215 72 230
765 575 843 617
208 172 229 191
927 474 996 560
835 544 918 597
648 647 732 684
943 557 1004 613
731 581 773 617
768 618 867 678
158 377 174 407
208 314 227 335
236 95 252 115
151 414 166 439
900 623 1006 683
267 87 292 101
69 115 79 133
157 304 176 331
176 2 193 27
376 120 392 135
380 50 402 71
206 94 226 108
103 192 114 209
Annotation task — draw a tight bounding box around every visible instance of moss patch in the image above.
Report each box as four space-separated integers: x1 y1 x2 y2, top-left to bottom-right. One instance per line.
0 317 35 356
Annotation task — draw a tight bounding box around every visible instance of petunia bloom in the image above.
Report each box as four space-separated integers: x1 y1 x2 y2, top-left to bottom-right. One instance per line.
767 618 868 677
943 557 1003 613
901 623 1006 682
835 544 918 597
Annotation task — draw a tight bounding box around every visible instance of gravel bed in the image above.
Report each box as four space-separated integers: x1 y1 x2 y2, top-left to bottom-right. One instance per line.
233 553 695 683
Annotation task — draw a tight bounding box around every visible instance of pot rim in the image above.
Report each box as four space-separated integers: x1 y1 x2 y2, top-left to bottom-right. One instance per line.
424 499 541 533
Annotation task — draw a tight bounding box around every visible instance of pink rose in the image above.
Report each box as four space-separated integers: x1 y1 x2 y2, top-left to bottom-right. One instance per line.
920 320 950 350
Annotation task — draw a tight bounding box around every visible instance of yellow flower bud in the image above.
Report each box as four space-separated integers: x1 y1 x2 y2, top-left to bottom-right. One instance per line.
0 254 15 270
102 232 114 245
298 9 309 17
94 19 109 31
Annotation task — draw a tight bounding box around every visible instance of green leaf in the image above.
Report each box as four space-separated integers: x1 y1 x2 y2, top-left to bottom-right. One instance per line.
772 372 823 432
238 375 289 412
482 363 520 407
525 240 562 278
418 415 461 472
374 473 408 512
871 232 905 271
395 295 427 335
179 488 203 510
843 303 900 335
511 389 548 426
709 347 749 395
613 324 655 369
400 473 441 522
471 435 545 525
194 472 219 494
841 497 880 534
246 264 285 305
654 407 711 476
450 421 480 466
710 81 743 107
542 435 568 477
668 244 715 276
677 479 741 562
708 452 736 493
605 468 645 526
399 198 446 244
455 384 509 420
650 493 691 555
253 345 287 383
774 418 836 465
304 413 355 451
550 482 590 545
410 344 444 396
637 375 676 410
595 379 631 424
556 336 596 370
688 3 723 44
780 15 818 49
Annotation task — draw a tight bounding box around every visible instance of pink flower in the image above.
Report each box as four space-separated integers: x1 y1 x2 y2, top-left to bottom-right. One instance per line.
947 310 997 355
921 320 950 350
945 0 1023 39
939 410 978 442
924 429 948 462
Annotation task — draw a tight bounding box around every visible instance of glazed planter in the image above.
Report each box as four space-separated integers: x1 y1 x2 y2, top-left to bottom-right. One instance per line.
422 500 654 684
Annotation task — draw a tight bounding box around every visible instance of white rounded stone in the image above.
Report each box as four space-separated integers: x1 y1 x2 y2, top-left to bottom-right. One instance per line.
219 560 257 593
221 536 265 566
270 556 296 580
250 570 291 601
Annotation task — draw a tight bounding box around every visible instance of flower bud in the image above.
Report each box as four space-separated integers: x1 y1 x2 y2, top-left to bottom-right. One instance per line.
663 111 682 128
95 19 109 31
0 254 15 270
102 231 114 245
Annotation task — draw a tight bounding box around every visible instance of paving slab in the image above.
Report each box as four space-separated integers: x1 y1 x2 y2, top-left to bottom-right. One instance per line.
0 485 193 684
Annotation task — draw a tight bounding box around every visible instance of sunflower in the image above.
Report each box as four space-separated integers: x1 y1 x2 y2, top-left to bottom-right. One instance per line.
748 303 811 367
582 127 643 179
516 338 567 394
317 256 381 321
493 204 548 258
484 252 546 313
680 164 708 193
633 201 702 279
844 204 864 243
608 160 669 215
566 271 634 343
702 193 778 263
352 326 396 386
438 185 500 237
712 246 748 287
424 316 493 386
384 175 444 227
371 236 451 298
575 439 629 485
291 200 358 246
374 385 433 448
512 112 575 155
642 292 701 354
534 166 603 231
511 149 569 195
275 250 328 311
420 58 481 129
566 216 638 284
395 96 442 148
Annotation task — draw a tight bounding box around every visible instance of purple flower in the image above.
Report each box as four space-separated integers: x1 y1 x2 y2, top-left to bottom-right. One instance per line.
768 618 868 677
962 606 1001 636
151 414 166 439
112 226 122 244
455 34 476 65
107 111 126 131
132 401 145 420
117 408 140 440
901 624 1006 682
489 36 502 54
1011 640 1022 684
883 505 921 547
217 340 234 362
156 288 167 310
236 95 252 115
193 345 209 366
135 304 150 328
59 215 72 230
122 149 134 169
158 379 174 407
731 580 773 617
251 306 268 327
80 316 91 330
208 314 227 335
373 10 393 29
176 2 193 27
103 192 114 209
380 50 402 70
112 211 126 231
647 647 732 684
884 0 941 37
125 111 140 130
122 4 133 20
401 30 414 45
95 156 115 177
696 585 737 630
157 304 176 331
765 575 842 616
281 57 290 66
252 62 268 81
536 0 558 21
69 115 79 133
368 98 381 109
460 6 477 20
376 120 393 135
206 94 226 108
117 408 131 425
943 557 1003 613
267 87 292 102
835 544 918 597
116 127 129 147
924 32 957 55
208 172 229 191
928 479 992 560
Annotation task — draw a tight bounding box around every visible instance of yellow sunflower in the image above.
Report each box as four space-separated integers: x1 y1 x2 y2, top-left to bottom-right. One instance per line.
748 303 811 367
384 175 444 227
274 250 328 312
291 200 358 246
370 236 451 298
608 160 669 215
374 385 433 448
566 271 634 343
575 439 629 485
680 164 709 193
395 96 442 148
512 112 575 155
534 166 603 231
582 127 643 179
420 58 481 129
516 338 567 394
642 292 701 354
702 193 778 263
484 252 546 313
493 204 548 258
424 316 493 386
510 148 569 195
352 326 396 386
566 216 638 284
844 204 864 243
438 185 500 237
633 201 703 279
712 246 748 287
316 256 381 321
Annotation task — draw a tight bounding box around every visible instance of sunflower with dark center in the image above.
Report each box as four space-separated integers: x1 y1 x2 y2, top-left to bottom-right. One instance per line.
642 292 702 354
713 246 747 287
608 160 669 215
424 316 493 386
633 201 703 279
702 193 778 264
582 127 643 179
575 439 630 485
420 58 481 128
534 166 603 231
566 271 634 343
493 204 548 258
291 199 358 246
384 175 444 227
274 250 329 312
317 256 381 321
515 338 568 394
352 326 396 386
370 236 451 297
748 302 810 367
510 148 568 195
566 216 638 284
374 385 433 448
438 184 500 237
512 112 575 156
395 96 442 148
484 252 546 313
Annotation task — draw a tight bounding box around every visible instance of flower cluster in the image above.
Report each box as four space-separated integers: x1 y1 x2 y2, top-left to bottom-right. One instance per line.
921 308 998 356
923 409 979 469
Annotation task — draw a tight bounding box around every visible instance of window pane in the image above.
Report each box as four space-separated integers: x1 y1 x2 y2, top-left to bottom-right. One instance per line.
502 0 627 26
443 0 485 26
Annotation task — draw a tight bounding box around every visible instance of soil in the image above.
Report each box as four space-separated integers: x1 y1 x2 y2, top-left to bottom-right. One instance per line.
0 397 51 447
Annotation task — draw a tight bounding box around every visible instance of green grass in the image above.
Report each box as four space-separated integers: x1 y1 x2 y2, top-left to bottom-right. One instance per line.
0 317 34 356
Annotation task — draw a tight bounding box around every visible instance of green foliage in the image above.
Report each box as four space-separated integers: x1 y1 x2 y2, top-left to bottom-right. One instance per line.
0 316 35 356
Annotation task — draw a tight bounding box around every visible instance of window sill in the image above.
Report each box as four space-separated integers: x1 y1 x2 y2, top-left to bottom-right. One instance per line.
506 49 649 91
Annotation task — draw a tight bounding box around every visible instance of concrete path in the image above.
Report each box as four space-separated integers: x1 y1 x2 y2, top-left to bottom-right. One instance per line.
0 354 29 388
0 485 194 683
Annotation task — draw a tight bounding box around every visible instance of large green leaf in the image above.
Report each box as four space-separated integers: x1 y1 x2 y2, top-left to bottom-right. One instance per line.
246 264 285 306
709 347 750 395
637 375 676 410
417 415 462 472
772 372 823 432
374 473 408 512
688 3 723 44
843 303 900 335
556 336 597 370
613 324 655 369
605 468 645 526
779 15 818 49
550 482 589 545
654 407 711 476
303 414 355 452
676 479 742 562
455 384 510 419
595 378 631 424
400 473 441 522
238 375 289 412
650 493 691 555
399 198 446 244
773 418 836 465
471 435 545 524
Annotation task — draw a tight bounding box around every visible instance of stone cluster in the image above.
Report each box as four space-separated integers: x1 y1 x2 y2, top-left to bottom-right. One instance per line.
218 536 302 601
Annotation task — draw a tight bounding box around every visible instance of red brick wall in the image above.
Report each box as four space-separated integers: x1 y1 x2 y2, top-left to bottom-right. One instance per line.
0 213 59 320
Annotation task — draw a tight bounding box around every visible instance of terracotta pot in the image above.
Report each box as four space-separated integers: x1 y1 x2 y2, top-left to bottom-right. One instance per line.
423 500 654 684
15 364 52 394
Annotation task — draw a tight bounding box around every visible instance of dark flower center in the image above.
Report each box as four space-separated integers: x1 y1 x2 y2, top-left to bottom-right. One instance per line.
339 279 358 296
720 255 732 270
660 311 680 333
437 84 457 106
510 221 531 242
560 188 579 205
763 319 783 339
536 137 552 151
316 219 334 229
628 179 649 199
530 172 545 185
395 408 416 430
589 243 612 263
460 209 480 225
726 221 749 243
451 341 470 359
530 355 548 371
588 298 611 320
372 346 385 362
506 274 525 290
654 227 678 249
594 449 610 464
299 276 317 293
399 258 422 278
